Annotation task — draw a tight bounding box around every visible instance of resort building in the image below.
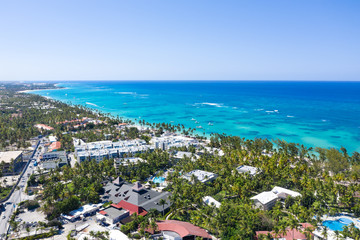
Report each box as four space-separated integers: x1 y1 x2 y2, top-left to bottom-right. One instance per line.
261 150 273 157
48 135 57 143
102 179 172 215
173 151 199 161
108 230 130 240
34 124 54 131
74 139 154 163
97 207 129 225
151 135 198 151
61 203 102 222
114 157 145 166
250 191 279 210
203 196 221 208
48 141 61 152
251 187 301 210
236 165 261 177
0 151 23 173
41 151 68 169
271 186 302 199
199 147 225 157
182 170 218 184
145 220 212 240
255 223 314 240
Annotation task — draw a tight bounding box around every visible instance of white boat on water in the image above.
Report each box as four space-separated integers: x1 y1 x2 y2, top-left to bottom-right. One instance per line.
208 122 213 126
195 121 199 124
196 126 203 129
191 118 196 121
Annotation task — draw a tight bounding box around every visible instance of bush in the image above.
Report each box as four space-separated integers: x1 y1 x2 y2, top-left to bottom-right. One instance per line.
47 219 63 229
18 228 58 240
102 201 112 208
132 233 141 239
25 200 40 210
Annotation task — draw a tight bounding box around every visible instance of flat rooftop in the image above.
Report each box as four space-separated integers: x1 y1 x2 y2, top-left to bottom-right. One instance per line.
183 170 217 183
236 165 260 176
103 207 128 220
0 151 22 163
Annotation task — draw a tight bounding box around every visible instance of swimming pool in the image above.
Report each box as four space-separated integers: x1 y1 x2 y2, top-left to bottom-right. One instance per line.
153 176 165 184
322 218 354 231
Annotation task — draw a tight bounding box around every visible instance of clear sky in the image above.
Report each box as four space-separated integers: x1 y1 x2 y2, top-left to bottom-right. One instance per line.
0 0 359 81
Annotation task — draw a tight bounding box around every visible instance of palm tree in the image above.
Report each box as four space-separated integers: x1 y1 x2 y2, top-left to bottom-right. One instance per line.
159 198 167 217
149 219 158 233
321 227 328 240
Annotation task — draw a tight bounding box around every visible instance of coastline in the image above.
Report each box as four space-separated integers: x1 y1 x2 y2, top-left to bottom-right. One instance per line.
17 86 67 94
24 81 360 152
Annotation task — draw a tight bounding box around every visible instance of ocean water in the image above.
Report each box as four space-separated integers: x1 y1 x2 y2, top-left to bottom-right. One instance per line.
31 81 360 153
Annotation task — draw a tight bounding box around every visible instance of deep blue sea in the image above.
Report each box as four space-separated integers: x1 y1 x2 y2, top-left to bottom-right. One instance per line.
31 81 360 153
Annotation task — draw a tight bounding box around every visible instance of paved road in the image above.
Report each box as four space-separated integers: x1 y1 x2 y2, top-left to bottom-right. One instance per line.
0 140 44 239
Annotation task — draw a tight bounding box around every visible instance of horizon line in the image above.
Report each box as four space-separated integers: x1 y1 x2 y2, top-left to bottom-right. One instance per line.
2 79 360 82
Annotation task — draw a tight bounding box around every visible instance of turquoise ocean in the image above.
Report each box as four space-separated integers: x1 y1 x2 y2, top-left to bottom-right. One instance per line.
30 81 360 153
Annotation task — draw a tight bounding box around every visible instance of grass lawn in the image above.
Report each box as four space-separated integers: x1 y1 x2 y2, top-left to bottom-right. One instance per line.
0 186 12 199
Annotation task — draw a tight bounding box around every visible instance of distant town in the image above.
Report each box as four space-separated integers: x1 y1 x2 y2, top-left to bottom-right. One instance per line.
0 82 360 240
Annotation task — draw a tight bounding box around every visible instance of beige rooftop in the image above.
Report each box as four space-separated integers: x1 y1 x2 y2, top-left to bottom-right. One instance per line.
0 151 22 163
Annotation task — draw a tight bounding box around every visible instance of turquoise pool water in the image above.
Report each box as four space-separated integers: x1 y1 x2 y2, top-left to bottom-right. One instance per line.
322 218 354 231
153 176 165 184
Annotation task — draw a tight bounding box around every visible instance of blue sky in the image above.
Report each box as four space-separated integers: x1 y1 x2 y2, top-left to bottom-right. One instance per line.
0 0 359 81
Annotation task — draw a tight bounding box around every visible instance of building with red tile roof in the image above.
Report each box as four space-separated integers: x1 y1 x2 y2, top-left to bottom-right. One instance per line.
111 200 147 216
145 220 212 240
102 180 171 215
35 124 54 131
48 141 61 152
255 223 314 240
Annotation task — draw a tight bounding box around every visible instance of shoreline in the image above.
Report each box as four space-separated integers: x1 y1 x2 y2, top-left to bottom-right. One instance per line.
23 81 360 152
25 88 210 139
17 86 67 93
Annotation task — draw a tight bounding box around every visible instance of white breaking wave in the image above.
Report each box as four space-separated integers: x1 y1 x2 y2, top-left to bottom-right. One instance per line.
266 110 279 113
86 102 100 107
287 115 294 118
115 92 149 98
196 102 224 108
115 92 137 95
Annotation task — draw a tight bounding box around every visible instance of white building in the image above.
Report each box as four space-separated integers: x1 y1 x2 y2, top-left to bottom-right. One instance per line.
74 139 153 163
271 186 302 199
173 151 199 161
250 191 279 210
48 136 57 143
109 230 130 240
236 165 261 177
200 147 225 156
151 135 198 150
0 151 23 172
96 207 129 225
183 170 218 184
115 157 144 166
203 196 221 208
61 203 102 222
0 151 23 165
